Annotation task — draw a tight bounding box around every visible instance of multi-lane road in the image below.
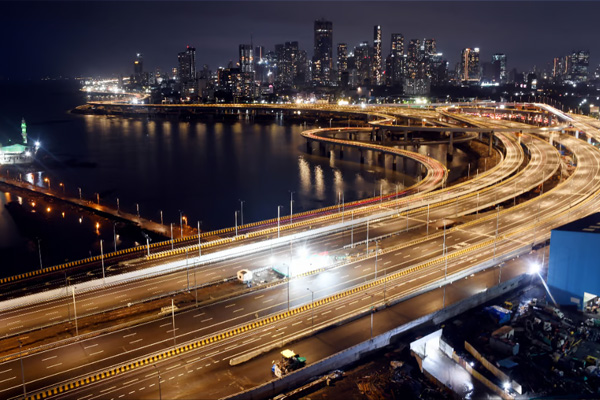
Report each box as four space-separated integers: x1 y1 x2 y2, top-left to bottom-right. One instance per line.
1 102 598 400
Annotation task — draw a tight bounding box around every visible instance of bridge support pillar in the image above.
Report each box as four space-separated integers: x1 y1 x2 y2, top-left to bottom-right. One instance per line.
392 156 397 170
306 139 312 154
448 131 454 155
488 131 494 156
319 142 326 156
360 149 365 164
404 131 408 147
339 148 344 159
548 115 553 126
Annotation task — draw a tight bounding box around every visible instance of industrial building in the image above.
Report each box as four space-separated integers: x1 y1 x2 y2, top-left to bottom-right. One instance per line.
547 212 600 309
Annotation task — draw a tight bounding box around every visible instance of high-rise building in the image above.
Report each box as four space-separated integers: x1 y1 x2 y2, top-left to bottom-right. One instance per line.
354 42 372 86
337 43 348 84
276 41 301 87
178 46 197 99
568 50 590 83
388 33 404 86
460 48 480 82
313 19 333 85
491 53 507 83
178 46 196 82
133 53 143 84
372 25 382 85
239 44 254 73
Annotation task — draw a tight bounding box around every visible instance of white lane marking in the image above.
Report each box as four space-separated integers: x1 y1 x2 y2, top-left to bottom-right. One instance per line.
42 355 58 361
263 298 273 303
83 343 98 349
201 318 213 323
123 378 139 385
384 261 392 265
233 308 244 313
193 313 205 318
46 363 62 369
225 304 236 308
159 323 170 328
254 295 264 299
130 339 143 344
89 350 104 356
322 310 331 315
0 369 12 375
123 333 136 338
0 376 16 384
100 386 117 393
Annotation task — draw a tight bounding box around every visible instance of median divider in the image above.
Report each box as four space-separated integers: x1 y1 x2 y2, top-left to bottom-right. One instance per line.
26 231 504 400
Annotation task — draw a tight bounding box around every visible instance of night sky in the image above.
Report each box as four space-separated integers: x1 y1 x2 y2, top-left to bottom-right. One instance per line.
2 1 599 79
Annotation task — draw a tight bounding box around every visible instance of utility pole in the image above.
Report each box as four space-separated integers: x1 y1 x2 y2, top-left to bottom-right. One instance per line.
72 286 78 336
19 340 26 398
198 221 202 257
100 239 105 283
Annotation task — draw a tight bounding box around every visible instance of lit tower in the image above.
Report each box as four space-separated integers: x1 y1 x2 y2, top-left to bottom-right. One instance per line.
313 19 333 85
21 118 27 144
373 25 382 85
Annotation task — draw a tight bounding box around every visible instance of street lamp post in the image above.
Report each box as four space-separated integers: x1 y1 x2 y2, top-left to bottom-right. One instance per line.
146 236 150 256
37 238 42 270
100 239 105 284
113 222 117 252
239 200 244 225
351 210 354 247
153 365 162 400
136 203 140 217
375 241 379 279
198 221 202 257
366 220 370 253
307 288 314 332
235 210 238 237
179 210 183 238
171 298 176 347
427 203 430 236
18 340 26 398
289 191 294 225
96 193 100 205
78 187 82 200
494 206 500 260
170 223 174 250
160 210 163 226
277 205 283 238
72 286 78 336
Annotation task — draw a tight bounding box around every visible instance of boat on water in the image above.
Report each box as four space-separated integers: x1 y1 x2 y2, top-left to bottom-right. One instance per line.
0 118 39 165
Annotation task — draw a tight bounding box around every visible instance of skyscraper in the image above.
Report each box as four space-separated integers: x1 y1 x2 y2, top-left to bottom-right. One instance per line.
239 44 254 73
337 43 348 84
313 19 333 85
178 46 196 82
492 53 507 83
460 48 480 82
389 33 404 86
372 25 382 85
178 46 197 98
133 53 143 84
569 50 590 83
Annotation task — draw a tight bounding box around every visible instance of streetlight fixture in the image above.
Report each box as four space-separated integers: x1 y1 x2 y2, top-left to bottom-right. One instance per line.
198 221 202 257
160 210 163 226
18 340 26 398
100 239 105 283
44 177 50 190
37 238 42 270
235 210 238 237
307 288 314 332
277 205 283 238
170 223 174 250
179 210 183 238
78 187 82 200
239 199 244 225
289 191 294 225
117 198 120 213
153 365 162 400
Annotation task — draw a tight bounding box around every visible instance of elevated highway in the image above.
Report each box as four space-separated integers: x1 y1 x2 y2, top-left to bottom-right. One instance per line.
0 103 596 400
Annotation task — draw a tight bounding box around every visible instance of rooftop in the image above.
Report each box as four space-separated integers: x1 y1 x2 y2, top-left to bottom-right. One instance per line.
553 212 600 234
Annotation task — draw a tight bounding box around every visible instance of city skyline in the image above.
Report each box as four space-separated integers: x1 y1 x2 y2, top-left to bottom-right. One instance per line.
2 1 600 79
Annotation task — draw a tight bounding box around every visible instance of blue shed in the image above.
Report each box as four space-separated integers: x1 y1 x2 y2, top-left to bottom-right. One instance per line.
547 213 600 309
